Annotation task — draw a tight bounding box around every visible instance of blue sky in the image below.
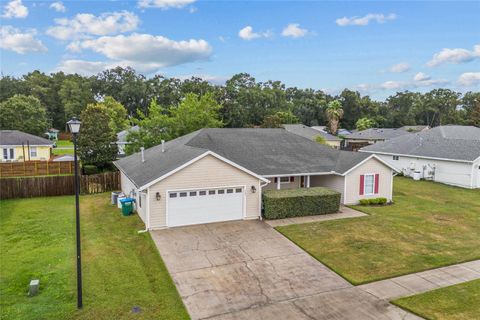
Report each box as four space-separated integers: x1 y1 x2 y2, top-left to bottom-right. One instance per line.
1 0 479 99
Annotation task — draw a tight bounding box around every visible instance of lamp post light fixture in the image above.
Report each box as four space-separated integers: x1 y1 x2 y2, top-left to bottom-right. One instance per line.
67 117 83 309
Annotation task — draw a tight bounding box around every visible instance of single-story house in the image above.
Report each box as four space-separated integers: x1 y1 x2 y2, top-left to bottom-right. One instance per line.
0 130 53 162
344 128 412 151
283 124 342 149
360 125 480 189
311 126 353 136
114 128 397 229
116 125 139 156
45 128 60 140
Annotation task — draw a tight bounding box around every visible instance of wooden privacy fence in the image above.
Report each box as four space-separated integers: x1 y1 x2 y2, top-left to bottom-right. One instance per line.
0 171 120 200
0 161 75 178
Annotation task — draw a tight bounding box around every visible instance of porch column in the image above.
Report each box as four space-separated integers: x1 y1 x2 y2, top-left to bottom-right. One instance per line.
277 177 281 190
306 175 310 188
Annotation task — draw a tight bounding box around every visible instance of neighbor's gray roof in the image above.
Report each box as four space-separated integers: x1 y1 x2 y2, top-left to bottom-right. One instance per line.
283 124 341 141
399 125 430 132
115 128 375 187
117 125 139 143
346 128 411 140
0 130 53 146
361 125 480 162
311 126 353 136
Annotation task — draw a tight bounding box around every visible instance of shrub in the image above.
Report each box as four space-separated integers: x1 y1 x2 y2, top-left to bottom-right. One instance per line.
359 197 388 206
83 165 99 175
263 187 341 219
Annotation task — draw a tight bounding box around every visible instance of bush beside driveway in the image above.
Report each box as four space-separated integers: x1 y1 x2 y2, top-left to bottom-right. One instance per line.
0 194 189 320
276 177 480 284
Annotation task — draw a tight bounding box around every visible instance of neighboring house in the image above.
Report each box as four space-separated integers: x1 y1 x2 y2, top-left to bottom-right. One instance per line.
45 128 60 140
399 125 430 133
283 124 342 149
114 128 397 229
0 130 53 162
360 125 480 189
344 128 411 151
311 126 353 136
116 125 139 157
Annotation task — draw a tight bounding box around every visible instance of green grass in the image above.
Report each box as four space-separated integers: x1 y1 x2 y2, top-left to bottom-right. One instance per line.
56 140 73 147
0 194 189 320
53 140 74 156
392 279 480 320
276 177 480 285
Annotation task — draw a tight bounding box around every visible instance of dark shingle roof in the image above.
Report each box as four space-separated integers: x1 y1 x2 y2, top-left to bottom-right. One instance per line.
346 128 411 140
283 124 341 141
115 128 376 187
361 125 480 162
0 130 53 146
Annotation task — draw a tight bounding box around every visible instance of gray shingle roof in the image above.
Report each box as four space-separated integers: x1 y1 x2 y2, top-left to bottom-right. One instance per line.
115 128 375 188
117 125 139 143
361 125 480 162
0 130 53 146
283 124 341 141
346 128 411 140
399 125 430 132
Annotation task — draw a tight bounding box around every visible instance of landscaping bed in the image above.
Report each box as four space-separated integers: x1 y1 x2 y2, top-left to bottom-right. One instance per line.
276 177 480 284
0 194 189 320
392 279 480 320
263 187 340 219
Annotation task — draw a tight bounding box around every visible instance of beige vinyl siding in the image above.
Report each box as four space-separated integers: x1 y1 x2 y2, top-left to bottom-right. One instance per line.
262 176 300 191
120 171 146 223
344 157 393 205
326 140 341 149
148 155 262 229
310 175 345 203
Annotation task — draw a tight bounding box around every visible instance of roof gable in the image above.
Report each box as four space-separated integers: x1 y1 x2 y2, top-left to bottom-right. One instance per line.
0 130 53 146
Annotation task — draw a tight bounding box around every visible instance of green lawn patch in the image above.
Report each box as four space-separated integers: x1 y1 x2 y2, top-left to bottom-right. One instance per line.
276 177 480 284
56 140 73 147
392 279 480 320
0 194 189 320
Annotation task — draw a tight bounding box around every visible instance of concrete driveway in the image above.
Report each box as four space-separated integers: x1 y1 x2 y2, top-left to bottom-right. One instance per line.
151 220 420 320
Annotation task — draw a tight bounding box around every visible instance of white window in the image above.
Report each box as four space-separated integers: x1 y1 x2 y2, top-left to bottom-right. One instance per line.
393 155 399 160
3 148 14 160
364 174 375 195
280 176 291 184
30 147 37 157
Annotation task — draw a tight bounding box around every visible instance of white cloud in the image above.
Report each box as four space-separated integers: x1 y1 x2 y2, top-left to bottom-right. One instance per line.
174 74 228 85
457 72 480 87
46 11 139 40
426 44 480 67
55 59 169 75
281 23 308 38
2 0 28 18
238 26 272 40
66 33 212 71
138 0 195 9
336 13 396 26
50 1 66 12
413 72 430 81
389 62 410 73
0 26 47 54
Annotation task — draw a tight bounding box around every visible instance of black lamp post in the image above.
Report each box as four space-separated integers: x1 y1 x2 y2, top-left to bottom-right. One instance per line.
67 117 82 309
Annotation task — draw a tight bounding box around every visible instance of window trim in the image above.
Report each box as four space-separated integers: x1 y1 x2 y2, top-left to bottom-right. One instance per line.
3 148 14 160
279 176 291 184
392 155 399 161
363 173 375 196
30 147 37 157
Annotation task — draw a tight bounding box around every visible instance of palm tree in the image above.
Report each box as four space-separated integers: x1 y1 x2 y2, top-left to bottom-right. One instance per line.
325 100 344 135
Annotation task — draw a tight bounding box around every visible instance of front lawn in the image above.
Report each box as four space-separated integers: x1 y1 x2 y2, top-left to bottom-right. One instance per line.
276 177 480 284
0 194 189 320
53 140 74 155
393 279 480 320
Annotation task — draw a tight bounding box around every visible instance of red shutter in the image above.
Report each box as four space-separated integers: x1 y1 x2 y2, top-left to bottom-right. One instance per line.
374 174 380 194
290 176 294 182
359 175 364 195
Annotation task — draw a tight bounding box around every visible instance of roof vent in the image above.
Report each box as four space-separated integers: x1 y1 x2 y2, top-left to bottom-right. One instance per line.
140 147 145 163
161 140 165 153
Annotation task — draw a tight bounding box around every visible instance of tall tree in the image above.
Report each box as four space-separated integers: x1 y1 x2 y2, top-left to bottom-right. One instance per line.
77 105 118 169
0 95 48 136
59 75 95 121
325 100 344 134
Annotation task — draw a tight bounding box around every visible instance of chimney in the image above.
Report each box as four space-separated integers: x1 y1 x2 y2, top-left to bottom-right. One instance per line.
140 147 145 163
161 140 165 153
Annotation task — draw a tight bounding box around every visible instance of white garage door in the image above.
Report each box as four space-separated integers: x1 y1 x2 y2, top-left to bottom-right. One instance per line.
167 187 244 227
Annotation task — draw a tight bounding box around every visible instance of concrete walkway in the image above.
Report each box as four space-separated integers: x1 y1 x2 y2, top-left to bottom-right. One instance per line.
359 260 480 300
264 206 367 227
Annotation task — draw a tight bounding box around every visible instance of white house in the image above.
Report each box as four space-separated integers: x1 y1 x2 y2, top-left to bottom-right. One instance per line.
114 128 397 229
361 125 480 189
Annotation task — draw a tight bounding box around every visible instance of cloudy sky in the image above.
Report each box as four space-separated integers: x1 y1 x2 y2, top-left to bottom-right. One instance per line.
1 0 479 99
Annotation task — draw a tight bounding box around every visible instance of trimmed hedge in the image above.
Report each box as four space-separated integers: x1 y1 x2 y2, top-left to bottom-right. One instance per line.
263 187 341 219
359 197 388 206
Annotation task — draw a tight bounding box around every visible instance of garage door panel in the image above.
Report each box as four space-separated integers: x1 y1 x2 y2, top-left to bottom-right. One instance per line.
168 188 244 227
